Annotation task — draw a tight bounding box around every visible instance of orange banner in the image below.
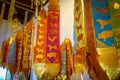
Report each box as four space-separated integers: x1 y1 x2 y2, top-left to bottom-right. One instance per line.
34 8 47 63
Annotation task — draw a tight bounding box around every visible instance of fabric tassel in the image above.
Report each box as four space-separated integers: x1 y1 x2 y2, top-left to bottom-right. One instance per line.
0 3 5 29
7 0 15 27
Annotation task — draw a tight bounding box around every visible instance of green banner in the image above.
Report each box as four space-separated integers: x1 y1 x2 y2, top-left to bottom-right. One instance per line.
108 0 120 48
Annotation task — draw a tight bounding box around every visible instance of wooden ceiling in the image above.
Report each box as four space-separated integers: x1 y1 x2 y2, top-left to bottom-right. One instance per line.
0 0 48 24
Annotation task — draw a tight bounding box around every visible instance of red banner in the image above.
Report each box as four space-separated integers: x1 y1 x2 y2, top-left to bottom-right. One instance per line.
46 10 60 63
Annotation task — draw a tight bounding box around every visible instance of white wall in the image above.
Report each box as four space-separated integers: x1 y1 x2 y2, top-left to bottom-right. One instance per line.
60 0 74 45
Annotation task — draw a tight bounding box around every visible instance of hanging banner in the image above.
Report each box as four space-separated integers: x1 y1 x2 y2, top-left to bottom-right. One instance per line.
74 0 86 49
91 0 114 48
16 30 23 68
8 35 16 65
22 21 33 66
34 8 47 63
46 1 60 63
4 38 12 64
74 0 86 74
61 42 67 75
21 19 34 76
65 39 73 78
22 28 31 66
108 0 120 48
0 41 6 64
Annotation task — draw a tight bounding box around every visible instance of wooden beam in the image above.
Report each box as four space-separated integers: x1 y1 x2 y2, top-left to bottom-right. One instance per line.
0 0 35 13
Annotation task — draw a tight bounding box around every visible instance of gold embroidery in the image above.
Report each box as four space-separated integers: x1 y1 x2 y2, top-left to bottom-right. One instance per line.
48 36 57 42
36 54 44 59
48 44 58 51
50 15 58 21
76 24 82 32
38 35 44 39
38 30 44 34
75 12 81 22
98 30 113 41
116 28 120 35
96 18 111 29
77 34 83 41
47 52 57 58
96 4 109 15
50 30 57 35
50 23 57 28
36 48 44 53
37 41 44 46
76 5 80 12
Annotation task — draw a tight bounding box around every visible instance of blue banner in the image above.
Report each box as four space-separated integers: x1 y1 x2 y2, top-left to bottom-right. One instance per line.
92 0 114 47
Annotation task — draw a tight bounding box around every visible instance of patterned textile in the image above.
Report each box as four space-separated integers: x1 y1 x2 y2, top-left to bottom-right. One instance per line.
74 0 86 74
8 35 16 65
108 0 120 48
61 42 67 75
0 41 6 64
34 8 47 63
66 39 73 79
74 0 86 49
91 0 114 48
46 1 60 63
4 38 11 64
15 30 23 70
21 19 34 76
